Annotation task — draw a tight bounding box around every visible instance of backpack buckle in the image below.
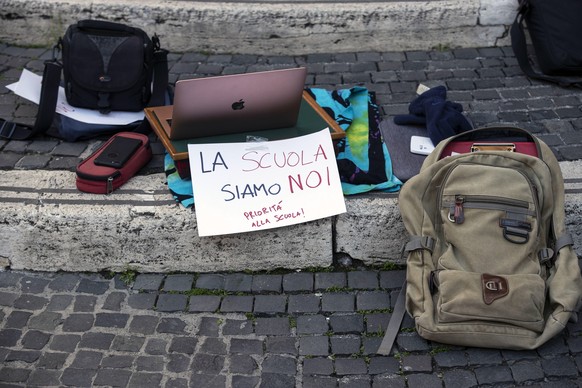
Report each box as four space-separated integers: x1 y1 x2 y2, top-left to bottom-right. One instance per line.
538 248 555 267
400 236 435 259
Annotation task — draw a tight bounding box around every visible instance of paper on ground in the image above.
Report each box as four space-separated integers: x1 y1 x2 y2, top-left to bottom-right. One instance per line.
6 69 144 125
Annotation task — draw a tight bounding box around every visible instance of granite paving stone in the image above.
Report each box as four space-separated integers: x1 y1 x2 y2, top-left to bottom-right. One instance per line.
356 291 391 311
442 369 478 388
299 335 329 356
46 295 73 311
102 292 126 311
197 316 221 337
127 372 163 388
265 337 297 355
303 357 334 375
73 295 97 312
188 295 221 312
20 276 50 293
321 293 355 312
254 294 287 314
136 355 165 371
288 294 321 313
21 330 51 350
347 271 379 290
201 337 227 354
328 313 364 334
330 335 361 356
255 317 290 336
78 332 115 350
365 312 390 333
95 312 129 328
194 274 225 290
62 313 94 332
406 373 442 387
162 274 194 292
230 338 264 355
132 274 164 291
222 319 254 336
76 278 109 295
252 274 283 293
5 311 31 328
402 354 433 373
169 337 198 354
48 334 81 352
303 376 339 388
144 338 168 355
127 293 157 310
129 315 159 334
37 351 69 369
223 273 252 292
262 354 297 375
156 293 188 312
282 272 314 292
315 272 347 290
167 353 191 373
220 295 254 312
296 314 329 335
474 365 514 385
334 357 368 375
111 335 145 352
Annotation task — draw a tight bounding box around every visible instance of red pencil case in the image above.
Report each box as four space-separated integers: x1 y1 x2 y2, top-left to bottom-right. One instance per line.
76 132 152 194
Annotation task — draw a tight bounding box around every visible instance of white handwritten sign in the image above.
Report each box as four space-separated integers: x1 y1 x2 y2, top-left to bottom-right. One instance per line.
188 129 346 236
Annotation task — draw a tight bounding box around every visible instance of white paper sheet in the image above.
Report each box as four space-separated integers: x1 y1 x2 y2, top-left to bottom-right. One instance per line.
6 69 144 125
188 129 346 237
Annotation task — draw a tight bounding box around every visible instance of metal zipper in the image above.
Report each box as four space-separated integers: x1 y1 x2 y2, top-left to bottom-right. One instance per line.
445 194 534 224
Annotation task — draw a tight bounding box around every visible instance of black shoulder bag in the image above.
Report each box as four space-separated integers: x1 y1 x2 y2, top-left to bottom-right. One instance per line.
0 20 169 141
511 0 582 88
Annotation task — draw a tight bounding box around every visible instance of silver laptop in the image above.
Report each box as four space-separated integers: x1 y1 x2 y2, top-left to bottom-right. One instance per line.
166 67 307 140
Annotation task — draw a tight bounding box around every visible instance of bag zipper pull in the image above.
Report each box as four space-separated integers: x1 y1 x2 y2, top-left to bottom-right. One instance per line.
449 195 465 224
106 171 121 194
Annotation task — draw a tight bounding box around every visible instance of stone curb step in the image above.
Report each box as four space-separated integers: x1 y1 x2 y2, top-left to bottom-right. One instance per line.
1 160 581 273
0 0 517 55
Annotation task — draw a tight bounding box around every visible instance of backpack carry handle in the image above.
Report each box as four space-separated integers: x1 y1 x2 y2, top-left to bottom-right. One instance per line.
77 19 136 34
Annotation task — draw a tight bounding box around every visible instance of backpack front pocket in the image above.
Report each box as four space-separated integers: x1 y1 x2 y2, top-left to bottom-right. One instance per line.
438 163 541 275
434 270 546 332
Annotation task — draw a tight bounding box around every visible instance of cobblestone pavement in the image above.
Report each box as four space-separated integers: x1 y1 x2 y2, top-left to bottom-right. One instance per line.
1 42 582 387
1 42 582 172
0 268 581 387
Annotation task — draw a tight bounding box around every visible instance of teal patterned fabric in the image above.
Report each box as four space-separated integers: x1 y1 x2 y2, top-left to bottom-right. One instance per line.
306 87 401 195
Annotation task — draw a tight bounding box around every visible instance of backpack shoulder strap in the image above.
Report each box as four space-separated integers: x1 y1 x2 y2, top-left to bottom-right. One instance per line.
377 280 407 355
0 60 62 140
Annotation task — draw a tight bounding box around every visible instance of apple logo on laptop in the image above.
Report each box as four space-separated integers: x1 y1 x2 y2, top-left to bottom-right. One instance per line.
232 99 245 110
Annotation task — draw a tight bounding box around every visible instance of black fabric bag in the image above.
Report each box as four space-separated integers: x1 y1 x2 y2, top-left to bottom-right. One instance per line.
511 0 582 87
0 19 168 141
61 20 159 114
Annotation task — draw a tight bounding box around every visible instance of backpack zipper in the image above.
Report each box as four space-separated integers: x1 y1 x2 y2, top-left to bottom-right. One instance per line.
446 195 533 224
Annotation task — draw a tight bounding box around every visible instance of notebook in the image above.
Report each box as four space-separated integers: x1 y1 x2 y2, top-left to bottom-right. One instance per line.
380 119 428 182
152 67 307 140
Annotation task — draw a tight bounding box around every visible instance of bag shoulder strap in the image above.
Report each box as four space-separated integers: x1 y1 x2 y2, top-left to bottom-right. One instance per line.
0 60 62 140
510 9 582 88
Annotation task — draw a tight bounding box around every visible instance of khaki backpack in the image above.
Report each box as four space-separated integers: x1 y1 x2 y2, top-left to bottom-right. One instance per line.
383 127 582 351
